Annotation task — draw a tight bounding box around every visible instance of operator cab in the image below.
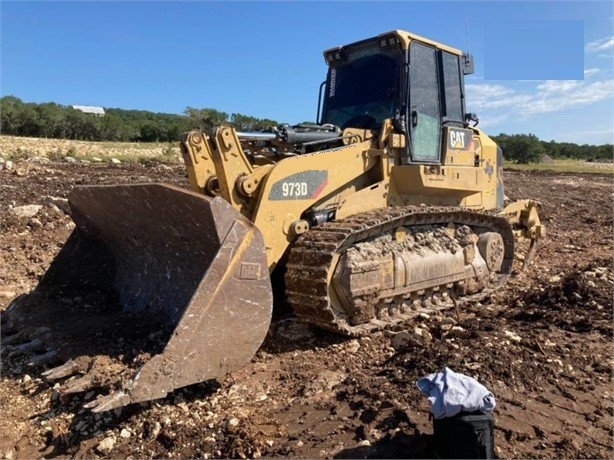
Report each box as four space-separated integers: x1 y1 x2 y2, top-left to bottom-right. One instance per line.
321 40 402 131
320 30 474 164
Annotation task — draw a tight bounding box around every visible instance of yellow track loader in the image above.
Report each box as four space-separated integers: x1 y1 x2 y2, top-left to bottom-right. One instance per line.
2 30 543 412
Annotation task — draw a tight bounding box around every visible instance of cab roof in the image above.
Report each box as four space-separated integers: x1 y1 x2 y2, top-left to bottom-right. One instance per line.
323 29 463 59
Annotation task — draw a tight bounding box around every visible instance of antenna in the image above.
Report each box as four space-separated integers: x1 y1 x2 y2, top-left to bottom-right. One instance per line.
464 11 470 54
462 11 475 75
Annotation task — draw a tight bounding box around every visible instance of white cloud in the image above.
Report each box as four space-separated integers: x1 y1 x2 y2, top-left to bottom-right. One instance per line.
525 80 614 115
476 113 509 129
465 73 614 143
466 79 614 117
465 83 531 110
536 80 583 93
586 37 614 53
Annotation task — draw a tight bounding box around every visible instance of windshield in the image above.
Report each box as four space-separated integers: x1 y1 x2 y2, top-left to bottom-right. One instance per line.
322 48 402 130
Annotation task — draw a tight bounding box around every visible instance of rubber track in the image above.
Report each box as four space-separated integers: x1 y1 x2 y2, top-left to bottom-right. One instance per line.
285 206 515 336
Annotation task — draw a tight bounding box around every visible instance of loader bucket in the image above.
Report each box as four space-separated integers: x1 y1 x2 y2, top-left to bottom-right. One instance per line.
2 183 273 411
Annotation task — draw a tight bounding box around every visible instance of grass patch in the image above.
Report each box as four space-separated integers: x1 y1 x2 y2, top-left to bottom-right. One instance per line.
4 149 33 161
505 158 614 174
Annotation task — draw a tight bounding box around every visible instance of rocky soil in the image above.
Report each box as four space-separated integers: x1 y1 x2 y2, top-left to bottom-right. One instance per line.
0 135 180 163
0 156 612 459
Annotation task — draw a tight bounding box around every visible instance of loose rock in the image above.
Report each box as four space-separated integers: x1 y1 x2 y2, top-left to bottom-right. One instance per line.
227 417 240 428
504 330 522 343
41 195 71 215
346 340 361 354
96 436 116 455
0 290 17 298
28 217 43 229
440 316 456 331
390 327 432 350
11 204 42 218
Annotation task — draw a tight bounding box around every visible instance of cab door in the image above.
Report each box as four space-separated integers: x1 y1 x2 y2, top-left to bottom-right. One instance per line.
408 42 441 163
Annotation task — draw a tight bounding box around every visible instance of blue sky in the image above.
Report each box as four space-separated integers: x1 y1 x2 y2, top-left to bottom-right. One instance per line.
2 0 613 145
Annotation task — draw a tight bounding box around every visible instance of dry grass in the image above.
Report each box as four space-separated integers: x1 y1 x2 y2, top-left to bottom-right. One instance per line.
505 158 614 174
1 135 612 174
0 135 181 163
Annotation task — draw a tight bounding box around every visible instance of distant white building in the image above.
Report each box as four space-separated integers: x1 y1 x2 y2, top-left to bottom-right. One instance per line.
72 105 105 116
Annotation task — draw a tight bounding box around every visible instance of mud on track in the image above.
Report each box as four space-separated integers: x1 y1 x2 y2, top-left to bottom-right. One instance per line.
1 158 612 459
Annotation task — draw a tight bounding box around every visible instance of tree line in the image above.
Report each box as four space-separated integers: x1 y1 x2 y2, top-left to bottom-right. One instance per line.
1 96 611 162
492 133 612 163
0 96 280 143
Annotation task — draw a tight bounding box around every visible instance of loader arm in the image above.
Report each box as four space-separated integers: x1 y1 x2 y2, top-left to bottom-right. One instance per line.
182 125 385 270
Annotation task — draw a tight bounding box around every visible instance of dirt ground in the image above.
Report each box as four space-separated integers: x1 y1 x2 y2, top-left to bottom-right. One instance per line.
0 157 612 459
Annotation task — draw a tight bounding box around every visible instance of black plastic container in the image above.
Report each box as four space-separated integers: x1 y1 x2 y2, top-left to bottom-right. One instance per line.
432 411 495 459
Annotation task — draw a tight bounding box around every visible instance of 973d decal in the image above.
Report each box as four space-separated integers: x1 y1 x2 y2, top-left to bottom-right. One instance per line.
269 170 328 201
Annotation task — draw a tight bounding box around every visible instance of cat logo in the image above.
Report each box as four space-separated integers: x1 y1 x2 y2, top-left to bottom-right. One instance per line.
448 128 472 151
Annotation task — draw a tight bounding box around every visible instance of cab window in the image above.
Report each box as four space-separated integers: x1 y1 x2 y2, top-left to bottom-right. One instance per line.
441 51 463 123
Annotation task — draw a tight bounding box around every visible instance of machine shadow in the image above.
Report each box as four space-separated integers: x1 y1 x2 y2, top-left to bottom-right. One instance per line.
335 430 435 459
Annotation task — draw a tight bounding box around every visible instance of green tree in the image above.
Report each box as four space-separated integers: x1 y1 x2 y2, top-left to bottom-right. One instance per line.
36 103 65 138
494 133 545 163
99 113 124 141
0 96 24 134
230 113 259 131
184 107 228 131
595 144 613 160
140 122 165 142
15 103 42 137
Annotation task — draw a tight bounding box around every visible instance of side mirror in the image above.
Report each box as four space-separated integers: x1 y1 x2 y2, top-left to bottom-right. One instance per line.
465 112 479 127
